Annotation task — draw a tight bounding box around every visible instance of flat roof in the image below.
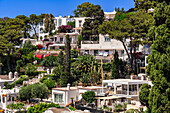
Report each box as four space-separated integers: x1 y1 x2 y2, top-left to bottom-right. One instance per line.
52 86 105 91
52 87 77 91
103 79 149 85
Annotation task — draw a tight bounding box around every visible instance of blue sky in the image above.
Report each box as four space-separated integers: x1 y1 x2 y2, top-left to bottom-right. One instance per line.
0 0 134 18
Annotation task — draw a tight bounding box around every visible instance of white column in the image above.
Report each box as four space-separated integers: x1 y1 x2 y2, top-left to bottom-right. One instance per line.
127 84 129 96
114 83 116 94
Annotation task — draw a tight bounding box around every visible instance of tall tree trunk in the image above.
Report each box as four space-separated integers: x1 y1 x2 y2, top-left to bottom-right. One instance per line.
134 44 137 74
33 26 38 39
121 41 131 63
130 39 134 73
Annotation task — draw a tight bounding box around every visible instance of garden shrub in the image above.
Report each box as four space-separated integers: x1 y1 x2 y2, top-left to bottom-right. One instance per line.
69 106 76 111
27 102 63 113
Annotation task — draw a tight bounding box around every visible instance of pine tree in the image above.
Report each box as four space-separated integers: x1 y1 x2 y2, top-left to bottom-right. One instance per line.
146 2 170 113
44 13 55 36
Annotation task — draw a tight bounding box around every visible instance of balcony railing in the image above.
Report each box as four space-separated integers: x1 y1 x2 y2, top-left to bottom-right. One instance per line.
82 41 99 44
116 90 138 95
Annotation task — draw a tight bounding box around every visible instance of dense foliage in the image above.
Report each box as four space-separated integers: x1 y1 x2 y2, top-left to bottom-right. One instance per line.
27 102 62 113
146 2 170 113
99 10 153 74
139 84 151 109
82 91 96 103
58 25 73 33
19 83 49 101
74 2 104 40
7 103 25 110
44 13 55 35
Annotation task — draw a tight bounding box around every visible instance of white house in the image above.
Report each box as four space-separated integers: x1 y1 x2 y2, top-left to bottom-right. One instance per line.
48 32 79 50
81 34 125 62
96 74 152 108
52 84 106 107
104 11 116 21
0 87 20 109
73 17 89 34
39 16 75 38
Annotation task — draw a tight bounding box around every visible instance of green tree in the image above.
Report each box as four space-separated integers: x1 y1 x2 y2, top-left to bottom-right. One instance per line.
19 83 49 102
82 91 96 103
42 78 56 90
134 0 156 11
44 13 55 36
32 83 49 101
139 84 151 110
112 51 119 79
99 10 153 73
0 18 24 71
74 2 104 40
30 14 45 38
16 15 31 38
19 85 32 101
134 0 169 11
41 55 58 72
25 63 37 76
146 2 170 113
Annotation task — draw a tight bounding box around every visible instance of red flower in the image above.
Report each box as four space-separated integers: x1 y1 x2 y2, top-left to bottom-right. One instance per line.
37 44 43 50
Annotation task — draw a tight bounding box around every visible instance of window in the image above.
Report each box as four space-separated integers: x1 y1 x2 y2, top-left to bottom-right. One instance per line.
104 36 111 42
79 20 82 27
40 28 43 33
54 94 63 103
55 19 57 26
59 19 62 26
60 38 63 42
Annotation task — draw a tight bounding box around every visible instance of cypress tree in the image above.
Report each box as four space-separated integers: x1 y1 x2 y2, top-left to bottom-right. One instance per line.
146 2 170 113
112 51 119 79
61 34 71 86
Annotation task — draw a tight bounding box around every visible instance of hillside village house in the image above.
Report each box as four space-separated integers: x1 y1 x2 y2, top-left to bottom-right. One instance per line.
38 11 117 39
0 87 19 109
39 16 75 39
48 33 79 50
104 11 116 21
52 73 152 108
52 84 107 106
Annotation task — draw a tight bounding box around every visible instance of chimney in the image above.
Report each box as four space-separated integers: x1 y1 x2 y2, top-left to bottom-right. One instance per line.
9 72 13 79
67 83 70 91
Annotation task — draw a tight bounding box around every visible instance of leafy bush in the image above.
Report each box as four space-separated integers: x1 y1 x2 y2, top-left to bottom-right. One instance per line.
27 102 62 113
7 103 25 110
82 91 96 103
115 104 123 112
37 71 47 74
69 106 76 111
126 109 137 113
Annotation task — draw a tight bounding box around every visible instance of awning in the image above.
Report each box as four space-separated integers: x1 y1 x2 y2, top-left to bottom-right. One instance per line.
45 54 50 57
35 54 44 59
